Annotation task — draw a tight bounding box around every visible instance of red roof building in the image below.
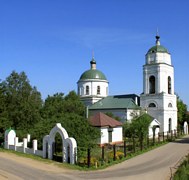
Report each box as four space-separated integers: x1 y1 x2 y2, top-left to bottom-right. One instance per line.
89 112 123 145
89 112 122 127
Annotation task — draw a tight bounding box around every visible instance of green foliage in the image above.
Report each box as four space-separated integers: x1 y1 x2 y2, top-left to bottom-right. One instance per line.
31 91 100 150
0 72 99 151
41 93 65 119
105 112 121 121
0 71 42 135
123 113 152 150
177 95 188 126
123 113 152 139
174 159 189 180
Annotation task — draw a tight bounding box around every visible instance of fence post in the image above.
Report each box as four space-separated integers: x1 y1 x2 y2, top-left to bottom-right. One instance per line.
147 134 149 148
174 129 176 138
113 144 116 161
163 132 164 142
153 130 155 145
158 132 160 143
23 138 27 153
171 130 173 141
133 138 136 153
124 140 126 157
87 148 91 168
101 146 104 161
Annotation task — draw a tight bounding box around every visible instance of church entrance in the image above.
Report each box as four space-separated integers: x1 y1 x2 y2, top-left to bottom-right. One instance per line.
42 123 77 164
52 133 63 162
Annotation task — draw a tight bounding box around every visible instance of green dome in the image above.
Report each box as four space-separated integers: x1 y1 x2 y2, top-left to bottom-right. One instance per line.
147 45 169 54
147 35 169 54
79 69 107 80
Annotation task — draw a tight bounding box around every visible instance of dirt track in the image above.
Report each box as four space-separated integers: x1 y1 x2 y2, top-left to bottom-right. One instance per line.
0 136 189 180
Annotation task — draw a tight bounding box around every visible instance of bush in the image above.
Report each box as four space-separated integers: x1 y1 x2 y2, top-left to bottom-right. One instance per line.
108 151 124 160
77 156 99 167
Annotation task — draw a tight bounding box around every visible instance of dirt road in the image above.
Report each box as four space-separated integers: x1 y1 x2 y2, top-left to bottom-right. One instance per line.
0 136 189 180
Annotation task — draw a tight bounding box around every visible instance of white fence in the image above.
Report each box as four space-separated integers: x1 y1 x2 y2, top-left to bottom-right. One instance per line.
5 134 43 157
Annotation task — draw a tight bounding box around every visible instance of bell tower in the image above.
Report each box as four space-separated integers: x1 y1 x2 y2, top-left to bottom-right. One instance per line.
140 35 177 132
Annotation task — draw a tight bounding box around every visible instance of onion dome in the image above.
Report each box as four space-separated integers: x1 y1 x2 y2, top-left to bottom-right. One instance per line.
147 35 169 54
79 57 107 80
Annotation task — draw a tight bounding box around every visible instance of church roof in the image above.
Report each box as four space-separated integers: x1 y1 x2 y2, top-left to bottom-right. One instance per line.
147 35 169 54
89 95 140 110
89 112 122 127
147 45 169 54
79 57 107 81
79 69 107 80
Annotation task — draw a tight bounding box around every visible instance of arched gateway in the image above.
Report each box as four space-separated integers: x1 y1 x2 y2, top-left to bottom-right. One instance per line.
43 123 77 164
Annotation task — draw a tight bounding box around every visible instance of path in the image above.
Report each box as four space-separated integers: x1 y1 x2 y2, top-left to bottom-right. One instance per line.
0 136 189 180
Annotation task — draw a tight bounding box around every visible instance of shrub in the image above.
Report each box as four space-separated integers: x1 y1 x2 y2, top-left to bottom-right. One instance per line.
77 156 99 167
108 151 124 160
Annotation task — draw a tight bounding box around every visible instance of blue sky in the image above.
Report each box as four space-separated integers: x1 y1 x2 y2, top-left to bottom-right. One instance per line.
1 0 189 108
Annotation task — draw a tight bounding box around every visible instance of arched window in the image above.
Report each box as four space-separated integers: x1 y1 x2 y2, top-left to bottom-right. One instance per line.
168 118 172 133
97 86 100 95
148 103 156 107
86 85 89 95
168 103 173 108
168 76 172 94
149 76 155 94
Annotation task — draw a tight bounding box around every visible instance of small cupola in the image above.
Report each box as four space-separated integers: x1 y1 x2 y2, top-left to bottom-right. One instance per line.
90 57 96 70
155 35 160 46
147 35 169 54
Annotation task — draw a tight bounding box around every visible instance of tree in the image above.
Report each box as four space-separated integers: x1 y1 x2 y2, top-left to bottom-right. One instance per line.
0 71 43 136
0 82 10 134
177 95 188 126
41 93 65 119
33 91 100 149
123 113 152 150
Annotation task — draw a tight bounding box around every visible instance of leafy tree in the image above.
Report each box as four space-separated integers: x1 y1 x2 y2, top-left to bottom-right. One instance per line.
123 113 152 150
0 71 43 136
177 95 188 126
32 91 100 149
41 93 65 119
0 82 10 133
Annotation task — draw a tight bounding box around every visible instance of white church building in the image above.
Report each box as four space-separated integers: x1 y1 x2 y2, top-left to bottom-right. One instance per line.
77 35 178 133
77 58 109 106
140 35 177 133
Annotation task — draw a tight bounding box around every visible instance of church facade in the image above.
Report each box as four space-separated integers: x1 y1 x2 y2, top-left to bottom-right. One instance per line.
77 35 178 133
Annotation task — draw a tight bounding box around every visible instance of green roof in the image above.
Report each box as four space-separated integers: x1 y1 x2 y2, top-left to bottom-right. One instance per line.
89 95 140 110
147 36 169 54
147 45 169 54
79 69 107 80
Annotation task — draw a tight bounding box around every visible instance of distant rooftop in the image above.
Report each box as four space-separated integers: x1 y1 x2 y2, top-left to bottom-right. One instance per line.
89 112 122 127
89 94 140 110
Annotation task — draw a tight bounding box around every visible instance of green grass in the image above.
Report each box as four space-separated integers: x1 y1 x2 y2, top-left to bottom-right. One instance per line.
174 158 189 180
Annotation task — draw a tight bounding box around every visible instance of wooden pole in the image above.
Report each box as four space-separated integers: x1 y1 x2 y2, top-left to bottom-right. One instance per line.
87 148 91 168
124 140 126 157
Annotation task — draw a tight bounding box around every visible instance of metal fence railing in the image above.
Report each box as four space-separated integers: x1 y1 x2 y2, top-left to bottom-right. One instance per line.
77 129 185 168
